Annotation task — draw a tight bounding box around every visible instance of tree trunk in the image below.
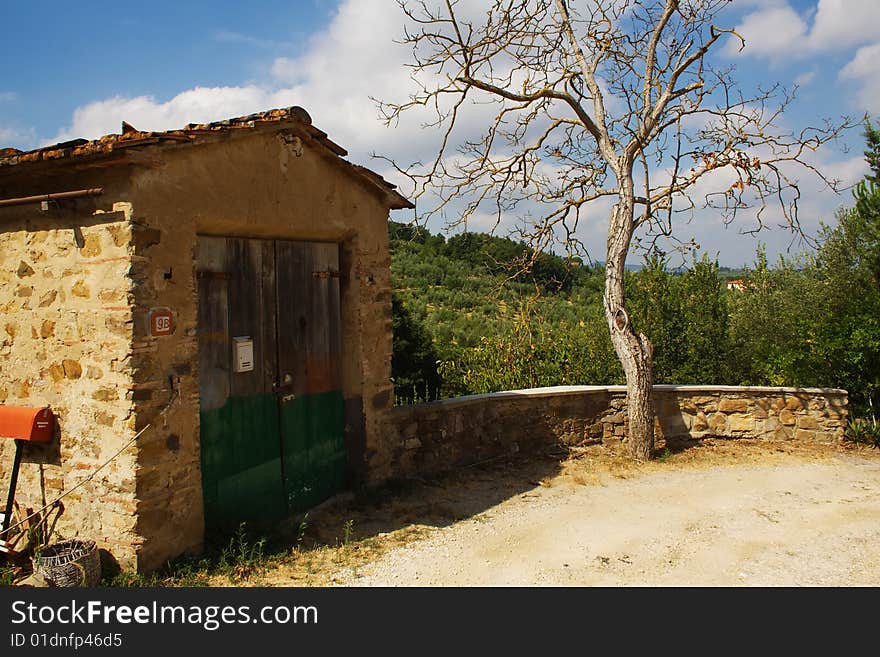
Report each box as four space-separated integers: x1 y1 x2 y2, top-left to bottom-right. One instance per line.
604 190 656 460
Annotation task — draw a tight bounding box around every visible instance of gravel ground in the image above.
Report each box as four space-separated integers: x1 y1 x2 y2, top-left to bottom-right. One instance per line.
335 450 880 586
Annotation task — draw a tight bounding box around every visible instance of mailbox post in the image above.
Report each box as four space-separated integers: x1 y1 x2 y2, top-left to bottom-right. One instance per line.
0 407 55 542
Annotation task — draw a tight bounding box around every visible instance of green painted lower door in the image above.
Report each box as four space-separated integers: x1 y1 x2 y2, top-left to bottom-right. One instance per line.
200 394 287 529
279 390 346 512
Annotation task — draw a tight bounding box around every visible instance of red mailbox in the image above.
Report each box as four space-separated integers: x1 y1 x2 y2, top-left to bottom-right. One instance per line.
0 406 55 443
1 406 56 542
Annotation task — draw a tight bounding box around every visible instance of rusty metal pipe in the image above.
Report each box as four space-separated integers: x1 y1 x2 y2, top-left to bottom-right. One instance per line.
0 187 104 208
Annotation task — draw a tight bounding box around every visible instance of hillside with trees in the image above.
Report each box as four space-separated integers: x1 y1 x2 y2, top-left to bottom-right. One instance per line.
391 124 880 439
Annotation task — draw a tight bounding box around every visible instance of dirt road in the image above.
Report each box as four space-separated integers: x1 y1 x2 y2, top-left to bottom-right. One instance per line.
333 445 880 586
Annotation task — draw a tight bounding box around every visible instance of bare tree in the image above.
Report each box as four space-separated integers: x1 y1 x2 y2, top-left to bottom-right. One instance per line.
379 0 851 459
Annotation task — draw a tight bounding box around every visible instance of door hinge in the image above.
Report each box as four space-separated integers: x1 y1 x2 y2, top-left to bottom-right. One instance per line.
196 270 230 280
312 270 340 279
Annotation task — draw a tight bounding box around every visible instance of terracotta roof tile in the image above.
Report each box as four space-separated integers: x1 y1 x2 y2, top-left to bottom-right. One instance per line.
0 106 412 209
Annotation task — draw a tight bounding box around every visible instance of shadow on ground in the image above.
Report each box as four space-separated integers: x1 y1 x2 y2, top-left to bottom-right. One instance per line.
238 434 704 553
270 448 569 551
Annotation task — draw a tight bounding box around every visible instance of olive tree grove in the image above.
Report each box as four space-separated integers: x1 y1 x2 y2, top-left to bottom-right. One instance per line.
380 0 850 459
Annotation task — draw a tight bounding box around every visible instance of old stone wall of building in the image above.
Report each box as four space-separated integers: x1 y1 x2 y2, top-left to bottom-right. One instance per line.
125 128 396 570
380 385 849 481
1 118 404 573
0 200 140 567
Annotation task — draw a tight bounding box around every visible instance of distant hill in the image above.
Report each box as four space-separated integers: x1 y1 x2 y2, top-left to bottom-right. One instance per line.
389 221 605 349
389 222 615 401
388 221 752 403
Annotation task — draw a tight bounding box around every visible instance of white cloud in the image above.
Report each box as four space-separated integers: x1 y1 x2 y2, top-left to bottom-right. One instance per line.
808 0 880 51
0 125 36 149
725 0 880 60
212 30 279 49
793 70 816 87
48 0 454 168
51 86 302 144
264 0 496 167
722 5 807 59
718 1 879 138
840 42 880 114
647 149 868 266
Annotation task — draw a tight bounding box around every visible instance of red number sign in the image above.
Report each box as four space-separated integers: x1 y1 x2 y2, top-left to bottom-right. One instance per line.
150 309 174 337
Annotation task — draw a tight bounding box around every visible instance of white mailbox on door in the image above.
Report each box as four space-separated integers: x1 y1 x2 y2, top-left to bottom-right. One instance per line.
233 336 255 373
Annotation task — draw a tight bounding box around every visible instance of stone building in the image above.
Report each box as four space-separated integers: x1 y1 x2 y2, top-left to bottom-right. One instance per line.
0 107 411 572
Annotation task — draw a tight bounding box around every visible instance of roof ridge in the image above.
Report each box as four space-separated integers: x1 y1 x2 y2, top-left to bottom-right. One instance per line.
0 105 413 210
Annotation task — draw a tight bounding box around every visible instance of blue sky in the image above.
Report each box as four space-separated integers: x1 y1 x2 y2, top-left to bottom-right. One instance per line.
2 0 878 267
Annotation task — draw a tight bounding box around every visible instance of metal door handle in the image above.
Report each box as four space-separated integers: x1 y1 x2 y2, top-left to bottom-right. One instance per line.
273 373 294 393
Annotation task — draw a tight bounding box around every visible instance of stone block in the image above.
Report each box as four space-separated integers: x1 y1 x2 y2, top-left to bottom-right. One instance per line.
17 261 35 278
795 429 817 442
719 399 748 413
95 412 116 427
92 387 118 402
681 412 694 429
80 234 102 257
727 415 754 432
753 420 771 437
779 409 796 426
797 415 820 430
107 225 129 247
47 363 65 382
62 359 82 379
785 396 804 411
708 413 726 432
71 280 90 298
774 426 792 441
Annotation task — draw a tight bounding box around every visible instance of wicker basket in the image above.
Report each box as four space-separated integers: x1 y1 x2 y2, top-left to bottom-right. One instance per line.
33 539 101 587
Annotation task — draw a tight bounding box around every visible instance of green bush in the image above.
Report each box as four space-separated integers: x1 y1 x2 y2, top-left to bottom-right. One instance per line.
845 418 880 448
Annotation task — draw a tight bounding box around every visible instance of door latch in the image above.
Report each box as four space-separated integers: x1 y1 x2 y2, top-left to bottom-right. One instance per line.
272 372 294 393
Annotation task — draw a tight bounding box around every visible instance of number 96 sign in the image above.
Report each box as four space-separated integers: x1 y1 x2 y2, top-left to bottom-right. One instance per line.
149 309 174 337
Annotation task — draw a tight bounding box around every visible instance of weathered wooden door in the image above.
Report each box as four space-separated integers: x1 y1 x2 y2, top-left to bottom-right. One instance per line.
197 236 345 530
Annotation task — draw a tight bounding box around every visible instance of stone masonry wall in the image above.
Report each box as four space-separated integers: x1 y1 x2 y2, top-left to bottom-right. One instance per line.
124 129 398 571
126 203 204 574
380 385 849 481
0 203 139 566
